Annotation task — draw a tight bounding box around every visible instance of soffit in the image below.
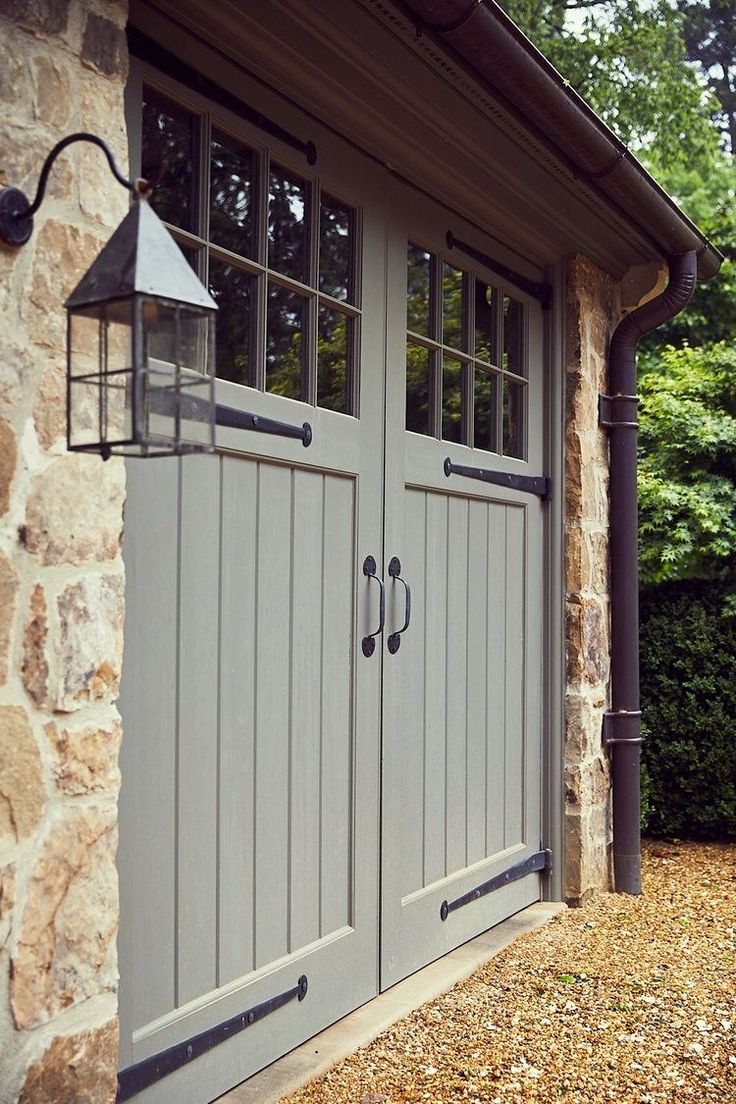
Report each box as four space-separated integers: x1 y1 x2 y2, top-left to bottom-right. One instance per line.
130 0 662 279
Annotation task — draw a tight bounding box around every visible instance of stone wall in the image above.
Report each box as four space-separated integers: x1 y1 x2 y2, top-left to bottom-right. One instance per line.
564 254 619 904
0 3 129 1101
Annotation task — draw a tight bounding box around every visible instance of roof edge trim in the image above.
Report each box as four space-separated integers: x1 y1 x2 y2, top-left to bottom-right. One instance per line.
399 0 723 280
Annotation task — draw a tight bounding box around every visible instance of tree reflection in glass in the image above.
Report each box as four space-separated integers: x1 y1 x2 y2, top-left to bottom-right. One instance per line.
320 196 353 303
503 378 526 459
318 306 351 413
269 166 309 283
475 278 497 365
503 295 525 377
407 245 432 337
443 263 465 350
266 284 307 400
406 343 431 434
442 357 463 443
210 129 254 258
209 260 254 386
474 368 498 452
142 85 196 233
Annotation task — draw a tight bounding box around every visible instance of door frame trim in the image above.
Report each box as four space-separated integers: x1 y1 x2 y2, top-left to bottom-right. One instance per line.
541 259 566 904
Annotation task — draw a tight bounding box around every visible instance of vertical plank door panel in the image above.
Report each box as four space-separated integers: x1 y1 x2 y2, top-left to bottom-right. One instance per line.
254 462 292 969
445 495 469 876
289 470 324 953
504 504 526 848
320 475 355 936
177 454 220 1005
423 492 449 886
218 456 258 985
486 502 507 858
466 497 489 867
385 489 426 897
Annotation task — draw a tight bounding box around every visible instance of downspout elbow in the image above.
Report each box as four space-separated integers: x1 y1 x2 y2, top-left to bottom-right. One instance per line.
606 251 697 895
610 253 697 387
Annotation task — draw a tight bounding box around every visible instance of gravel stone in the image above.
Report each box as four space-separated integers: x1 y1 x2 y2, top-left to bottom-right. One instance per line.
284 841 736 1103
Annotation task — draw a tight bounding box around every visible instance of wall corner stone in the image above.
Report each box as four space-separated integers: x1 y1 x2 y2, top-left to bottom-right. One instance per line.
563 254 619 903
0 2 129 1099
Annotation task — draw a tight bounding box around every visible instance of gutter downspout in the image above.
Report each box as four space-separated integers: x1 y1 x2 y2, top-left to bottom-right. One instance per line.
603 252 697 894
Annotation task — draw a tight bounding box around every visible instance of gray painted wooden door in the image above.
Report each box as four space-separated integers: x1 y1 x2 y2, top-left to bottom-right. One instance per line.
117 137 388 1100
118 156 546 1102
380 184 545 987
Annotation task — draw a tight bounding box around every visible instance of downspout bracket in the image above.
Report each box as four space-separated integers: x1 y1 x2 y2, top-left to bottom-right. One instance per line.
599 393 638 429
602 709 643 749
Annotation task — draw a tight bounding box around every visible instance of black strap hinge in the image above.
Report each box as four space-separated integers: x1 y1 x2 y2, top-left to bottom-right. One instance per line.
599 393 639 429
216 404 312 446
444 456 550 499
446 231 553 309
116 975 308 1101
440 849 552 921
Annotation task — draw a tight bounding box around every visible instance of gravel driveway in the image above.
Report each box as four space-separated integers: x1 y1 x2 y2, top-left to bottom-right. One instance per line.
283 840 736 1103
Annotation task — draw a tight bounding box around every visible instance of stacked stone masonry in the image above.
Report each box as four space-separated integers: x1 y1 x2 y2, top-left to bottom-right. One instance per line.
0 2 128 1101
564 255 618 905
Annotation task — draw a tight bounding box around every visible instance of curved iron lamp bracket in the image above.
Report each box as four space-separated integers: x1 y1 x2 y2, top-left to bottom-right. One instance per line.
0 132 141 247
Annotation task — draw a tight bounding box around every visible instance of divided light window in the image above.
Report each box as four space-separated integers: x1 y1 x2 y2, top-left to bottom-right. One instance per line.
405 243 527 459
141 83 359 415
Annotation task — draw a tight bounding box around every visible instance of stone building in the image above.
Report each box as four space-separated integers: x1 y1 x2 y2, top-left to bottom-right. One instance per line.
0 1 720 1101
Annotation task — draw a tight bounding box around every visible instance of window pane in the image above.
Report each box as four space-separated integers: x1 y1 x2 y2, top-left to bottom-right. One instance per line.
142 85 197 233
209 129 255 258
503 295 526 377
406 342 432 435
407 244 432 337
443 263 465 351
442 356 463 443
209 260 255 386
266 284 307 400
503 378 526 459
320 195 353 302
318 306 352 414
475 278 497 365
474 367 498 452
268 165 309 283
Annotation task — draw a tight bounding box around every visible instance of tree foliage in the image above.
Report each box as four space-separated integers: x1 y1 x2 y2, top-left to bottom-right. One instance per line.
678 0 736 154
638 341 736 585
500 0 719 164
641 153 736 349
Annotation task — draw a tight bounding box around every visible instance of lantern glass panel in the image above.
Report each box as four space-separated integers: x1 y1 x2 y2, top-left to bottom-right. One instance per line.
68 302 134 451
137 296 215 453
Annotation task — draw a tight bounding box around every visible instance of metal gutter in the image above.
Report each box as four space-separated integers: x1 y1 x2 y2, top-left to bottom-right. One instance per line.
601 251 697 894
397 0 723 281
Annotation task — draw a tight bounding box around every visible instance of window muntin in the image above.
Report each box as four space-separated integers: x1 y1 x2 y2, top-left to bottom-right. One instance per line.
404 241 528 458
141 81 360 415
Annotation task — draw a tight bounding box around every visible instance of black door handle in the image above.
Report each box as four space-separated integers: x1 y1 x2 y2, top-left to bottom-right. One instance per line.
387 556 411 654
361 555 384 657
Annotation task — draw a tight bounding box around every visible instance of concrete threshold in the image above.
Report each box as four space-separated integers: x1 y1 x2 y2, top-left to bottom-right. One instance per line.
217 901 566 1104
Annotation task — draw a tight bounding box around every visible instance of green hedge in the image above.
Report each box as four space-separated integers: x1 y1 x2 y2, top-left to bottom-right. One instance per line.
639 580 736 839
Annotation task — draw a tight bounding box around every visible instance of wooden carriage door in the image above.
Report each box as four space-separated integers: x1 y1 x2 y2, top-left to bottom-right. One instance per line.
117 72 387 1103
380 183 546 987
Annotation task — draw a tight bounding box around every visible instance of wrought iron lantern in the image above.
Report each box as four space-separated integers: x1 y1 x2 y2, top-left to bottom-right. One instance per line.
0 133 217 459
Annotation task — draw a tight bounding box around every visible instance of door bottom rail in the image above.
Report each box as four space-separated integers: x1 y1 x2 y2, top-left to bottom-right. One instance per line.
116 975 308 1101
440 850 552 921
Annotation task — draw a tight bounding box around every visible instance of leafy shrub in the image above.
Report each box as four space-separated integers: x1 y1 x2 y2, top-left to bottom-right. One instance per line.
640 580 736 839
